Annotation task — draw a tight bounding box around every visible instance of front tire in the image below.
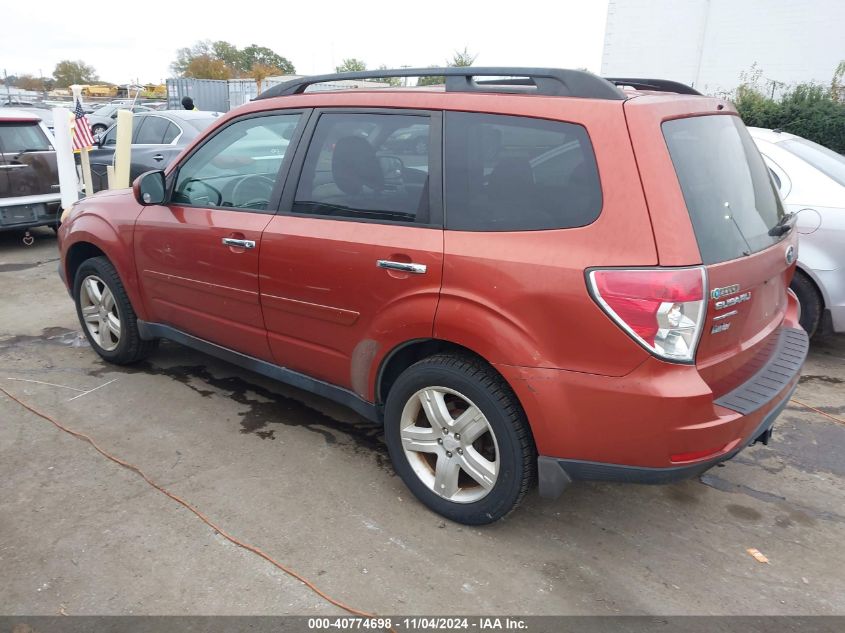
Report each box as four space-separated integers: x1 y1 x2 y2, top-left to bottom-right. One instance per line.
73 256 156 364
790 270 822 337
384 354 535 525
91 124 107 135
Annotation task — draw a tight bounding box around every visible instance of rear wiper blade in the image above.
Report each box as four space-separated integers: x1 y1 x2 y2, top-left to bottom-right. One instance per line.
769 211 796 236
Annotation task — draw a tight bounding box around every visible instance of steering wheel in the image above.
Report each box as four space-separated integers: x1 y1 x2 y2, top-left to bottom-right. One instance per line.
179 178 223 207
231 175 275 209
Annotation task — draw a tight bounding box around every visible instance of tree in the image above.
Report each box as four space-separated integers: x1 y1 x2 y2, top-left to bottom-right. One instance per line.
53 60 98 88
212 41 243 72
732 63 845 154
171 41 294 79
373 64 402 87
417 47 477 86
171 41 212 76
251 63 275 92
240 45 295 76
14 74 46 91
831 60 845 102
449 47 477 67
336 58 367 73
184 55 231 80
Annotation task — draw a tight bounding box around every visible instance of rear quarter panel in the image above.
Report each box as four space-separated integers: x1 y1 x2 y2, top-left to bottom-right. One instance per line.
434 97 657 376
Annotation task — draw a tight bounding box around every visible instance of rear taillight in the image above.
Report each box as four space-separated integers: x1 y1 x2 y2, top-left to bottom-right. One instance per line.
588 267 707 363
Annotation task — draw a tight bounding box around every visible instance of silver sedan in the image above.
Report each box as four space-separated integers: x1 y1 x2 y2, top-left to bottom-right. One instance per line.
750 127 845 336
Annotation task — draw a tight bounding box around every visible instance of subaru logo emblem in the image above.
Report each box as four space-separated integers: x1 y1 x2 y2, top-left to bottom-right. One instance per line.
785 245 796 265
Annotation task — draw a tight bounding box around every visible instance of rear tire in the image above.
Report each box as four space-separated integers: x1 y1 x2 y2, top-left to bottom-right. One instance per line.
73 256 156 364
790 270 822 337
384 354 535 525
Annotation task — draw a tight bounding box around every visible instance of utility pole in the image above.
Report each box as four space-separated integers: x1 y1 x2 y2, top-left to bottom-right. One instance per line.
3 68 11 103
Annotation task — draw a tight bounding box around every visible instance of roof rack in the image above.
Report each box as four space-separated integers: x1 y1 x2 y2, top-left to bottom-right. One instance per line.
256 67 627 101
604 77 702 95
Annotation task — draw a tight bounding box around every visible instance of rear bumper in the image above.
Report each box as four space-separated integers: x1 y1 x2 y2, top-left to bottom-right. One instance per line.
537 380 797 498
0 195 61 231
495 326 809 498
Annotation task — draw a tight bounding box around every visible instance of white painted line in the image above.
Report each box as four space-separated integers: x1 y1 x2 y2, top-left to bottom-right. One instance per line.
6 377 87 392
67 378 118 402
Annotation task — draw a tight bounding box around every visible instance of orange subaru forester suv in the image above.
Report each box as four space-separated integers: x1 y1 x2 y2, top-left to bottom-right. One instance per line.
58 68 808 524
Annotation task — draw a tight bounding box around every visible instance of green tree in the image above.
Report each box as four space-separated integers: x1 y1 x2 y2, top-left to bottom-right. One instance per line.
212 41 243 72
373 64 402 87
831 60 845 101
336 58 367 73
171 41 294 79
449 47 477 67
53 60 98 88
417 47 477 86
732 62 845 153
240 45 295 76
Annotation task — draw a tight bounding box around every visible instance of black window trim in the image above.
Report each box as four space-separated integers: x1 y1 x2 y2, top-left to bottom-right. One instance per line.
166 108 312 216
442 110 604 232
278 107 444 229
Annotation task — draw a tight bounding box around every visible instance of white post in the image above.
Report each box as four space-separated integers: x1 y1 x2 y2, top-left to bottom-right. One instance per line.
113 109 134 189
52 107 79 220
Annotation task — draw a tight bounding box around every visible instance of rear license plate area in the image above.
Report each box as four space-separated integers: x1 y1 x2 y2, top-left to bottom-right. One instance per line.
0 204 46 224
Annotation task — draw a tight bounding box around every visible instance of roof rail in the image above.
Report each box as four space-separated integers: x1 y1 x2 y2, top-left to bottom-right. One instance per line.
256 67 627 101
604 77 702 96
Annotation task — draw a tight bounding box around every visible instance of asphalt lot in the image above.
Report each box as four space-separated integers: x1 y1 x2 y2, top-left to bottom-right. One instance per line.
1 227 844 616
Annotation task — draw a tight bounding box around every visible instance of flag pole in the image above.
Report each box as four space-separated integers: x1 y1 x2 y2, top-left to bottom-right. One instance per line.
71 85 94 197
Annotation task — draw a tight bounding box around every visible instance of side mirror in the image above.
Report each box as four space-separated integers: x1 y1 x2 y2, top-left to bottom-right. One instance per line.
133 170 166 205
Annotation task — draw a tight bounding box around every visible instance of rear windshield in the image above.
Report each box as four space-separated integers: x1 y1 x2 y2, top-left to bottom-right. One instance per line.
781 137 845 188
0 121 51 153
663 115 785 264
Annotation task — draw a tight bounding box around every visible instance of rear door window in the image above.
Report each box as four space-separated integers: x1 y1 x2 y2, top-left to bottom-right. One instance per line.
135 116 171 144
662 115 786 264
443 112 602 231
292 112 433 225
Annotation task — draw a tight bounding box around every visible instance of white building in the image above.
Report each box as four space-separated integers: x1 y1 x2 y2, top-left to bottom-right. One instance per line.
601 0 845 95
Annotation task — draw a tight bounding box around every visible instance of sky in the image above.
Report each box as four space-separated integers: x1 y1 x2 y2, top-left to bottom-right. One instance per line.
1 0 610 84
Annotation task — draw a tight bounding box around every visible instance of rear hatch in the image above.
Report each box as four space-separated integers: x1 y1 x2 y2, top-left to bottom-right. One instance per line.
660 112 796 397
0 118 59 199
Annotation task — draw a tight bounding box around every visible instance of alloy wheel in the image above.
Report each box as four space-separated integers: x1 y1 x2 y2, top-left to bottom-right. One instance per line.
79 275 122 351
399 387 499 504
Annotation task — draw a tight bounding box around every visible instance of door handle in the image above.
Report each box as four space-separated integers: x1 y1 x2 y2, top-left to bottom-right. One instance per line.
152 154 164 161
222 237 256 249
377 260 427 274
0 164 29 170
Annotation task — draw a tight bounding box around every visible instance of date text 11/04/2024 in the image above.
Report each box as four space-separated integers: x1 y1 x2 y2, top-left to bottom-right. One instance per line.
307 617 529 630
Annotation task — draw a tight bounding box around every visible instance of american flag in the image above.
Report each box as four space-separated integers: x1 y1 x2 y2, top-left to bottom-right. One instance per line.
71 96 95 151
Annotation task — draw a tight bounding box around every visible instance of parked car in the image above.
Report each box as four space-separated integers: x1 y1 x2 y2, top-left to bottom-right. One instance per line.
2 104 55 132
749 127 845 337
87 110 222 192
87 103 153 135
0 109 62 231
58 68 808 525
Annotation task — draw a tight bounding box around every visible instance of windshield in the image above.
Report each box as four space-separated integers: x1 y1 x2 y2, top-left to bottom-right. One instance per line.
781 137 845 188
663 115 786 265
